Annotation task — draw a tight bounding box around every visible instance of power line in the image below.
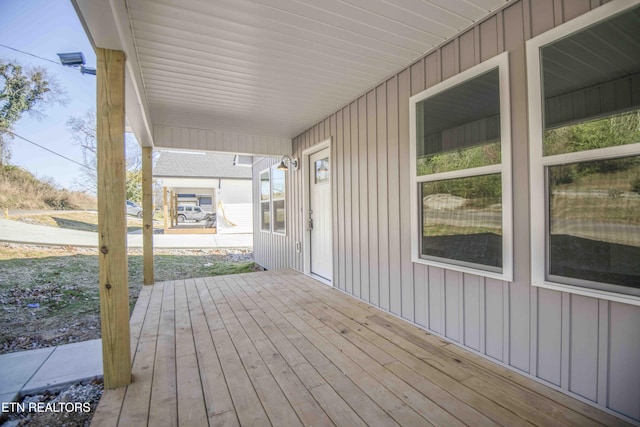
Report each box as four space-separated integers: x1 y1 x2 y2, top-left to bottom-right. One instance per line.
0 43 62 67
4 130 94 171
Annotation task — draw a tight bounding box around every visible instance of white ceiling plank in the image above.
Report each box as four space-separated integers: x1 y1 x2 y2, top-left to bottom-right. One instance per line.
340 0 466 32
73 0 507 145
130 21 404 78
136 55 378 95
130 0 417 64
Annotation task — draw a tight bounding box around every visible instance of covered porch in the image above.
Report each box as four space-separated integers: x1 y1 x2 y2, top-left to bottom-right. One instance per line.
90 270 627 427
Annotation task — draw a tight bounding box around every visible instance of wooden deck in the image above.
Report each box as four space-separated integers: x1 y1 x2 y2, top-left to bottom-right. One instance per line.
91 270 630 427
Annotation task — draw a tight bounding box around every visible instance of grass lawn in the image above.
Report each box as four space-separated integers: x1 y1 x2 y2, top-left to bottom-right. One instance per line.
0 243 257 354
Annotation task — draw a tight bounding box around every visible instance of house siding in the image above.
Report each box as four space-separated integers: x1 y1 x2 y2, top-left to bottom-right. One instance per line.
253 0 640 422
252 157 290 271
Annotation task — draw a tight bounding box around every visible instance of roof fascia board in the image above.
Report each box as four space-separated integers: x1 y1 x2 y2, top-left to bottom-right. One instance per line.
71 0 154 148
153 125 293 156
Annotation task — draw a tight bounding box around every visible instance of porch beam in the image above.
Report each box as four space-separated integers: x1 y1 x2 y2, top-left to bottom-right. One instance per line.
142 146 154 285
97 47 131 389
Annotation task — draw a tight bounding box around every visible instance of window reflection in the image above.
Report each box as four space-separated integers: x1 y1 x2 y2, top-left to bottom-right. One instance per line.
416 69 501 175
260 171 270 201
272 167 285 199
271 165 286 234
548 157 640 287
315 158 329 183
421 174 502 270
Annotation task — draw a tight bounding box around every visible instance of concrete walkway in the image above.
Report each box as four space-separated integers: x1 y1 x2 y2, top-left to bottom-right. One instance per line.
0 218 253 249
0 340 102 403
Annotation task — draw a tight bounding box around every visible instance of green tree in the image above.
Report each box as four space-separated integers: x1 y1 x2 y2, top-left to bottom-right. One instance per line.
0 60 66 165
67 109 143 202
126 169 142 203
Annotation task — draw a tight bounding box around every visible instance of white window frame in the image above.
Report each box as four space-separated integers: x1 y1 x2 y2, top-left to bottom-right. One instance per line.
527 0 640 306
259 168 271 233
409 52 513 282
271 164 287 235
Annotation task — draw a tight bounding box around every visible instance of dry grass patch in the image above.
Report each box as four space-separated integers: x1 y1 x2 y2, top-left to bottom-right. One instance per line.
0 243 257 354
13 211 145 233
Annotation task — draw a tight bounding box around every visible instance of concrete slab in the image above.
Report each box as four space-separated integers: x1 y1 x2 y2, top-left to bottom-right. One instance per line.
22 340 102 394
0 218 253 249
0 347 54 395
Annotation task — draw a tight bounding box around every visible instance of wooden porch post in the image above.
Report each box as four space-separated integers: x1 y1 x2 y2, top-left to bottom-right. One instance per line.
172 192 178 227
96 47 131 389
163 186 168 232
142 146 154 285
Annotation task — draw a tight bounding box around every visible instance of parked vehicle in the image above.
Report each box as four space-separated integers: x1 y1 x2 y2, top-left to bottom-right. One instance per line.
126 200 143 218
176 205 215 226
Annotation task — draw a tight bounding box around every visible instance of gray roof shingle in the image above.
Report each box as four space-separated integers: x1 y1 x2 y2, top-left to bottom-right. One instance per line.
154 151 252 179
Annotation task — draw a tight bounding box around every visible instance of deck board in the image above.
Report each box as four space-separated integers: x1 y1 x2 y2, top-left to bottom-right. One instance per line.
148 282 178 427
92 270 633 427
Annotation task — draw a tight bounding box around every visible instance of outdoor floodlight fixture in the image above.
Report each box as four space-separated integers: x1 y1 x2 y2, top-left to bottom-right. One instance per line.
277 155 298 171
57 51 96 76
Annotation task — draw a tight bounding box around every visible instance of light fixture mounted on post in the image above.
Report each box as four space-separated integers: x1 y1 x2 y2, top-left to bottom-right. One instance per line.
277 155 298 171
57 52 96 75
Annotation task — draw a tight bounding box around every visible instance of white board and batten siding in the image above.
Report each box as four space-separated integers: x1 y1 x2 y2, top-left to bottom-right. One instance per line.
253 157 290 271
154 125 292 156
252 0 640 422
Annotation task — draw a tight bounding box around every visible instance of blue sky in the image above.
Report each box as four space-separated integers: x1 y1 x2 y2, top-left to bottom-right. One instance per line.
0 0 97 189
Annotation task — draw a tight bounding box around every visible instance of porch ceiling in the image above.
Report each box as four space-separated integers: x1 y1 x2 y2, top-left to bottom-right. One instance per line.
73 0 506 147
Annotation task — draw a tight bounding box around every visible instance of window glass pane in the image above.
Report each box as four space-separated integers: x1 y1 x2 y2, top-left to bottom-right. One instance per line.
272 167 285 199
260 202 270 231
421 174 502 270
541 5 640 156
416 69 501 175
315 158 329 183
548 156 640 287
260 171 269 200
273 199 285 233
198 196 212 206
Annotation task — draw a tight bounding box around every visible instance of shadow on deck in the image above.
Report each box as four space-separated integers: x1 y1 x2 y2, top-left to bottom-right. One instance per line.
91 270 630 426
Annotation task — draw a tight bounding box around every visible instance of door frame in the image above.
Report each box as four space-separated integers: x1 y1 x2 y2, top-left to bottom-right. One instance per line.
301 138 333 285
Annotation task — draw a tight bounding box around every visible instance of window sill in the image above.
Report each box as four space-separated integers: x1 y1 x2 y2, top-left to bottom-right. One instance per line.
533 280 640 307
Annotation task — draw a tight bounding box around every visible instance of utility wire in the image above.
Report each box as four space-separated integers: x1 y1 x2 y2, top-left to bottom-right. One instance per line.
0 43 62 67
4 130 94 171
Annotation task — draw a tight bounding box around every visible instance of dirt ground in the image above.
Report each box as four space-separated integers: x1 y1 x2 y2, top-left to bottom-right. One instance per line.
0 243 256 354
0 242 257 426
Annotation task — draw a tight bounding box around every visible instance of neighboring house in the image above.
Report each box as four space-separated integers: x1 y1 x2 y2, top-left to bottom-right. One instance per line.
154 151 253 231
75 0 640 422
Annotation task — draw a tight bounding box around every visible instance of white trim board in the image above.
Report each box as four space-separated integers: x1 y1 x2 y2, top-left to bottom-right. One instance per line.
409 51 513 282
526 0 640 305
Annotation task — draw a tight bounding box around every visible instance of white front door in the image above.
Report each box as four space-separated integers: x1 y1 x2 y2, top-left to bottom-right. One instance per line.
309 147 332 281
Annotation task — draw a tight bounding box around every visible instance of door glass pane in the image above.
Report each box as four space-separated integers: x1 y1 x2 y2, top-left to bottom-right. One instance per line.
548 156 640 287
315 158 329 183
421 174 502 270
